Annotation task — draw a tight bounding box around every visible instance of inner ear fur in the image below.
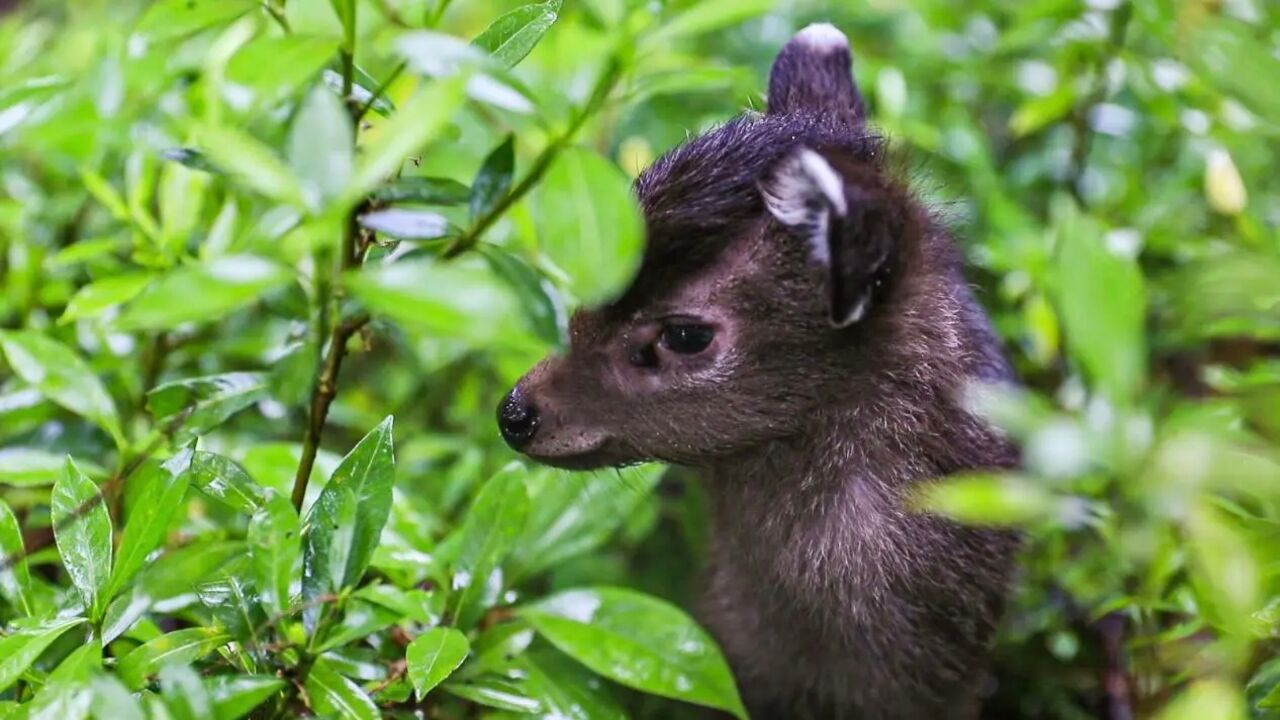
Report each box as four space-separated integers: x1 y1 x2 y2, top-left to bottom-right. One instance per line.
761 148 902 328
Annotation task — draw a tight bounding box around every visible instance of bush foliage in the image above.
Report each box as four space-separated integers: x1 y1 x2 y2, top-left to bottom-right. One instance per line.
0 0 1278 718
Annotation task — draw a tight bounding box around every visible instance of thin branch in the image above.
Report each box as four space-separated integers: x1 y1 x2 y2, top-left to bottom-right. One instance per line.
441 54 624 259
290 311 369 511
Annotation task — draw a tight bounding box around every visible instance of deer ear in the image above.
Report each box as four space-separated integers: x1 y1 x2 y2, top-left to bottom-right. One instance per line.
767 23 865 121
762 148 896 328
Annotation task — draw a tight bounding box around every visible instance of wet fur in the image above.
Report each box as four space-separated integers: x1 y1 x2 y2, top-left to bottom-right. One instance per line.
506 24 1019 719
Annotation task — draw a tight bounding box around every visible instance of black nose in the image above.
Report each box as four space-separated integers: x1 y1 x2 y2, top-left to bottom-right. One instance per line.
497 388 539 449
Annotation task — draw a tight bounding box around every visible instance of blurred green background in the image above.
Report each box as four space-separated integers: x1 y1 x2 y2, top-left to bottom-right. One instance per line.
1 0 1278 718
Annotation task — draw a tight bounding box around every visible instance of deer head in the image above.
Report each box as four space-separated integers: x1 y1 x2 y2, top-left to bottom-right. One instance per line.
499 24 935 469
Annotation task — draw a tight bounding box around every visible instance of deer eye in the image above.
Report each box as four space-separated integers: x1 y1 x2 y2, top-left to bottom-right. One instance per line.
660 323 714 354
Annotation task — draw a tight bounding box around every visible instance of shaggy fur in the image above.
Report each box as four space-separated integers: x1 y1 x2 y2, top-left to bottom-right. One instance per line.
500 23 1019 719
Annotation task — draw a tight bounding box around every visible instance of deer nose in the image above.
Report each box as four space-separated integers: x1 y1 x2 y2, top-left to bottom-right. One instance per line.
497 388 539 449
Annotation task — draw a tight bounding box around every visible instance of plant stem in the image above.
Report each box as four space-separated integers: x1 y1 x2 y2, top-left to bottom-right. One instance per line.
290 311 369 511
441 54 624 259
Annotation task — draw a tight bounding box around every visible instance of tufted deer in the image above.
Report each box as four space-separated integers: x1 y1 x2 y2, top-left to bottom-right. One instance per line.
498 22 1019 720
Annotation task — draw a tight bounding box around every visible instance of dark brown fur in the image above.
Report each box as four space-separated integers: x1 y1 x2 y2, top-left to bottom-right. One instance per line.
501 24 1018 719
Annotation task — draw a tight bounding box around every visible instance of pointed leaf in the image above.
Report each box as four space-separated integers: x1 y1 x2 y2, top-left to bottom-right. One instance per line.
0 499 32 615
117 627 230 690
536 147 643 305
443 675 541 713
59 273 154 323
357 208 450 240
522 587 747 719
406 628 469 700
302 418 395 624
90 675 146 720
369 176 469 205
472 2 561 69
227 35 339 106
52 458 112 619
206 675 286 720
449 463 528 629
469 134 514 222
0 619 84 693
188 451 266 513
305 656 379 720
117 255 290 331
0 331 123 445
195 125 306 208
251 491 300 616
107 450 194 600
479 245 564 347
146 371 269 444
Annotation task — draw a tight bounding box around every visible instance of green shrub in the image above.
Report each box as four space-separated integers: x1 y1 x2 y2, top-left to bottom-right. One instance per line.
0 1 1277 718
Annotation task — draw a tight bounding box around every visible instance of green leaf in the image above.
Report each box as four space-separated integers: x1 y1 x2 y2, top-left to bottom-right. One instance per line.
478 245 564 347
0 499 32 615
356 208 450 240
353 584 441 625
117 627 230 690
406 627 469 700
347 258 521 345
159 161 210 254
469 135 514 222
90 675 146 720
0 618 84 693
250 491 300 616
188 451 266 513
146 371 269 444
1189 20 1280 124
314 598 400 652
134 0 256 43
301 417 395 624
369 176 469 205
649 0 776 42
59 273 153 324
107 449 194 600
448 463 529 630
103 541 246 644
159 664 215 720
305 656 379 720
52 458 113 619
117 256 291 331
226 35 340 107
288 83 354 211
194 125 306 208
79 168 130 220
24 639 102 719
1052 197 1145 403
522 587 747 719
346 75 467 201
509 465 662 581
206 675 286 720
0 330 123 445
443 675 541 713
1 448 103 487
536 147 643 305
914 472 1062 526
472 2 561 69
322 69 394 116
162 148 220 174
511 648 628 720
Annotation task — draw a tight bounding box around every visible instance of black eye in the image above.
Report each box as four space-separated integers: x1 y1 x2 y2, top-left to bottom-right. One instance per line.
660 324 715 354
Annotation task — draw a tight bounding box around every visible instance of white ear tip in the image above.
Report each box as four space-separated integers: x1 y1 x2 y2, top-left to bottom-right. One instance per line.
794 23 849 53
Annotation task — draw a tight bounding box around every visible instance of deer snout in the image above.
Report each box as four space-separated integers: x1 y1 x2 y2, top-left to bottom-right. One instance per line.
497 387 540 449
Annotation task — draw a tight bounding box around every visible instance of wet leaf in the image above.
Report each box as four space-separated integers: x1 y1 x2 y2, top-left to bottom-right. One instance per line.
188 451 266 513
0 330 123 445
305 656 379 720
522 587 747 718
443 675 541 713
106 449 194 599
302 417 395 627
0 618 84 693
147 371 269 444
469 135 514 222
0 499 32 615
357 208 450 240
117 627 230 690
206 675 286 720
448 462 528 630
251 491 300 616
406 627 470 700
52 458 113 619
472 2 562 69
